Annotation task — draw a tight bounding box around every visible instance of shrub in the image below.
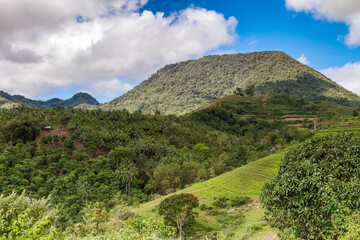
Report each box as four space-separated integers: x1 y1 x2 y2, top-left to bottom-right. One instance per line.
261 133 360 239
0 191 59 239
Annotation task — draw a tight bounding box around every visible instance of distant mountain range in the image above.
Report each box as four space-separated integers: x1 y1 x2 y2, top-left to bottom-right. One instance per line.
0 91 99 109
102 51 360 115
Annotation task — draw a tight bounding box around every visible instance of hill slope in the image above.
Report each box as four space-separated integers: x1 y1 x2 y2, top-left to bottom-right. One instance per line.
135 151 285 238
0 91 99 109
190 93 354 134
103 51 360 115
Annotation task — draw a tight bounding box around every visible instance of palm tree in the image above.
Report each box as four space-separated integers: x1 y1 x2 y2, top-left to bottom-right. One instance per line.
115 165 139 196
145 179 158 195
77 180 91 205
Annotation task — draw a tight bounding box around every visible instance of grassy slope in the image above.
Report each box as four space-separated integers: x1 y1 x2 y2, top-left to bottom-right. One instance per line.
135 151 285 238
133 96 357 238
104 51 360 115
134 120 360 238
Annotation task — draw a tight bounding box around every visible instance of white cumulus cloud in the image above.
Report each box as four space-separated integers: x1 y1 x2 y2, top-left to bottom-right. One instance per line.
321 62 360 95
297 53 309 65
286 0 360 47
0 0 237 101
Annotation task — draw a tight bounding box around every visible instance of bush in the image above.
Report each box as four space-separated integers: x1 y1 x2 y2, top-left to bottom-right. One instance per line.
212 195 252 209
0 191 59 239
2 117 41 144
230 196 252 207
260 133 360 239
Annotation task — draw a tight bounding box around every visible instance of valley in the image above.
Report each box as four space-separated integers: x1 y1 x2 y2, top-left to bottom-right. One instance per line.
1 91 359 239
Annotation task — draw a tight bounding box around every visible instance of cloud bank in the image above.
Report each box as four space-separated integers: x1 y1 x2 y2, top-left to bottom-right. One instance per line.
321 62 360 95
0 0 237 101
286 0 360 47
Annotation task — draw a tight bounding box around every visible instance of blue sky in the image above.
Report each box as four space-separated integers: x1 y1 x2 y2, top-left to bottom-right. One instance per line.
1 0 360 102
144 0 360 69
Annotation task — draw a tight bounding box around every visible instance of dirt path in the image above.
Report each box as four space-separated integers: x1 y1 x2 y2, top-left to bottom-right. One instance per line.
187 183 213 194
262 231 279 240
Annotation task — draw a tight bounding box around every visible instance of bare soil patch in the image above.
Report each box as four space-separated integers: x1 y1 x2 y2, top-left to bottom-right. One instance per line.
195 102 218 112
36 127 70 146
36 127 87 152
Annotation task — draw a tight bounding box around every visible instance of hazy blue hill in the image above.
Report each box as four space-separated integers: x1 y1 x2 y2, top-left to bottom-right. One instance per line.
103 51 360 115
0 91 99 109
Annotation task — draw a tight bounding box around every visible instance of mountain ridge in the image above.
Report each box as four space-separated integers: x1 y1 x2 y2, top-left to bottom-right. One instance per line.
103 51 360 115
0 91 99 109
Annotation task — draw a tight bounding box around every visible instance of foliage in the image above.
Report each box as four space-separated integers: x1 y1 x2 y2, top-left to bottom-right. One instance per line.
158 193 199 239
352 109 359 117
338 212 360 240
0 106 246 225
104 51 360 115
212 195 251 208
244 85 255 96
2 115 41 144
121 217 176 239
0 93 355 238
190 93 334 162
260 133 360 239
234 87 244 96
64 202 175 239
65 202 133 238
0 191 59 240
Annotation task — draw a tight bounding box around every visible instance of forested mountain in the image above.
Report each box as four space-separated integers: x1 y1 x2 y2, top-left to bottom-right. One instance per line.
103 51 360 115
0 91 99 109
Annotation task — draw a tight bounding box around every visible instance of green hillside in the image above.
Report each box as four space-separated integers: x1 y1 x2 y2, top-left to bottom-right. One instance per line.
0 91 99 109
135 151 285 238
190 93 354 135
134 116 360 238
136 151 284 212
103 51 360 115
1 94 359 239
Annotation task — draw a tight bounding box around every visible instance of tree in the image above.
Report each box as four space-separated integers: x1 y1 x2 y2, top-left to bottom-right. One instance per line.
352 109 359 117
115 165 139 196
158 193 199 240
244 85 255 96
153 163 181 194
2 116 41 143
108 146 132 168
76 180 91 205
144 179 158 195
192 143 211 161
233 87 244 96
260 133 360 239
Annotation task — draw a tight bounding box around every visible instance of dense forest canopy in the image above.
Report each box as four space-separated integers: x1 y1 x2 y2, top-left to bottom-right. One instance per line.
0 93 357 239
0 95 317 225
